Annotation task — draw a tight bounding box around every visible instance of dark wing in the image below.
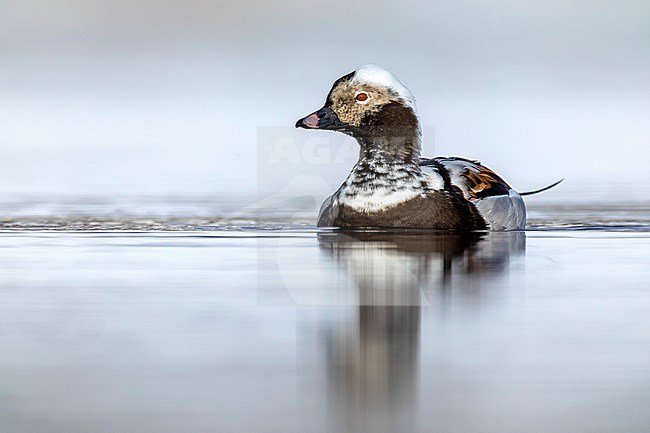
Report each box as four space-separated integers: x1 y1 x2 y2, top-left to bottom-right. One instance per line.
420 157 512 201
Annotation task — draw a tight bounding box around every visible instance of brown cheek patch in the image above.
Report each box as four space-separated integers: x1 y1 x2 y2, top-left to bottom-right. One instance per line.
329 83 393 127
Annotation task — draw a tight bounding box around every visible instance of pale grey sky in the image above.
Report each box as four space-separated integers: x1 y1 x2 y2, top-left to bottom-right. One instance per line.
1 0 649 199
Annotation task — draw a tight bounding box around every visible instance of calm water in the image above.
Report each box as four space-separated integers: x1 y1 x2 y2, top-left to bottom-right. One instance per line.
1 201 650 433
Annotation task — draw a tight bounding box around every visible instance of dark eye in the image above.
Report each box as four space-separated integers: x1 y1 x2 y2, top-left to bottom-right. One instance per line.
355 92 369 102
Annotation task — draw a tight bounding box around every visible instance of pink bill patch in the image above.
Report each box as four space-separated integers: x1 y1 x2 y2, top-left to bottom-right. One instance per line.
302 113 320 128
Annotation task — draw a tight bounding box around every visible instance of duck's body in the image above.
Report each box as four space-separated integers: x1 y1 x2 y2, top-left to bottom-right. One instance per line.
296 65 542 231
318 156 524 230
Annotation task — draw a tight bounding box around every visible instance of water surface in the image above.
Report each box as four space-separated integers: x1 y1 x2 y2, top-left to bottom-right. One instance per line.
0 203 649 433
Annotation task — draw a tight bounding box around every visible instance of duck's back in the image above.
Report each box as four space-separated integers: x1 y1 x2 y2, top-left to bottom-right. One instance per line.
420 157 526 230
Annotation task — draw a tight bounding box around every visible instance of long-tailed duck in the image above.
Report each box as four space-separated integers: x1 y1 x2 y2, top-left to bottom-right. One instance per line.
296 65 561 230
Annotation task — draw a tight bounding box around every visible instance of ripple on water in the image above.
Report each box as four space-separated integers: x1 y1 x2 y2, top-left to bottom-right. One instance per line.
0 203 648 232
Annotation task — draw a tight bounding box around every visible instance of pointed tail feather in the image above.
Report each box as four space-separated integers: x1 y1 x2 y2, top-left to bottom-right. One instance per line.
520 179 565 196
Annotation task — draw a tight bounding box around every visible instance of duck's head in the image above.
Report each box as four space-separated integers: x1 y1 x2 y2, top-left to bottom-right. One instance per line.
295 65 420 143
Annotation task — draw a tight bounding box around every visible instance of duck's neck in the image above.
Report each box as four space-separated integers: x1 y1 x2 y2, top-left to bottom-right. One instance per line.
338 101 427 195
355 101 423 174
343 130 425 193
356 132 422 168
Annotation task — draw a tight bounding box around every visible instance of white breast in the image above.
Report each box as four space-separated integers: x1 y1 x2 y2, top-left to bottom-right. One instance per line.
336 187 423 212
336 166 445 213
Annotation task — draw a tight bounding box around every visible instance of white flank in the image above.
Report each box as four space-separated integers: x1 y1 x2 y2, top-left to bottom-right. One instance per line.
352 64 418 113
438 158 476 198
420 165 446 190
435 158 527 230
474 190 526 231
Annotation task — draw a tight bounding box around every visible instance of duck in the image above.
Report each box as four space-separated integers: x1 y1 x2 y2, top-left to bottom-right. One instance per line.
295 65 561 231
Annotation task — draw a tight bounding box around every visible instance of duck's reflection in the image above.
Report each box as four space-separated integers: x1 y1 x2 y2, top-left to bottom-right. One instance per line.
315 231 525 433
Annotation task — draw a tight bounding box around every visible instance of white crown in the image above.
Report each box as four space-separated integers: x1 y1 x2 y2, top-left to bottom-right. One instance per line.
352 64 417 112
